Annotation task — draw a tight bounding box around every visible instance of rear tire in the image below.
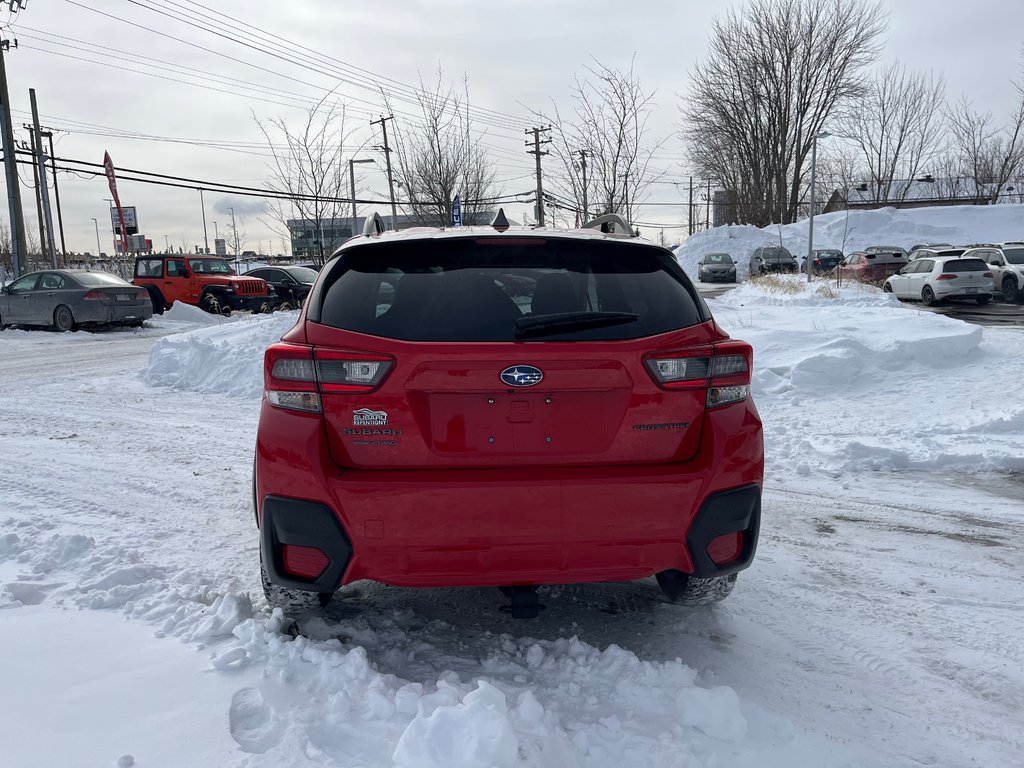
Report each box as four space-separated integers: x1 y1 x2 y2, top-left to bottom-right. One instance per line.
260 556 332 616
921 285 937 306
655 570 737 605
1002 276 1019 303
53 304 76 332
146 287 166 315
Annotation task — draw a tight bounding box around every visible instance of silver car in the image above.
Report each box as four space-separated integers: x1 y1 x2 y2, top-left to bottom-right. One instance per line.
0 269 153 331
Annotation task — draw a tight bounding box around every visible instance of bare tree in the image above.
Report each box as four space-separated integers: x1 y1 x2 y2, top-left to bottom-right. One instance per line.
385 69 501 227
946 85 1024 203
841 62 946 203
682 0 885 226
0 221 11 279
539 57 666 223
224 218 247 257
255 93 356 267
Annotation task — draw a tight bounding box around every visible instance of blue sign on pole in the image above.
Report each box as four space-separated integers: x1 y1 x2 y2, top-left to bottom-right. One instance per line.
451 194 462 227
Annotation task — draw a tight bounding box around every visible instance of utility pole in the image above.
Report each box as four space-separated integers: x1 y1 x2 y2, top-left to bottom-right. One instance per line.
578 149 588 221
25 132 45 265
199 188 209 253
526 126 551 227
0 39 27 277
29 89 56 268
687 176 694 236
370 115 398 229
706 178 712 231
43 131 66 259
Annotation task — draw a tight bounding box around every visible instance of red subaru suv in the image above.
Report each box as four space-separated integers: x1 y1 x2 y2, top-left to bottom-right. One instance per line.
254 216 763 617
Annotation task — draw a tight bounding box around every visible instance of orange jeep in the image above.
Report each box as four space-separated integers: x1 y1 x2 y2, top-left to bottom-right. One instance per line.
133 255 274 315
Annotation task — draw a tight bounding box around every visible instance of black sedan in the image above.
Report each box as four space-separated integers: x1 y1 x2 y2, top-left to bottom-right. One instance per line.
244 266 317 310
0 269 152 331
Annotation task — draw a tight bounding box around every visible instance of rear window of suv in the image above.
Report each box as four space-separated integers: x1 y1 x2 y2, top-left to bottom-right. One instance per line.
315 237 706 342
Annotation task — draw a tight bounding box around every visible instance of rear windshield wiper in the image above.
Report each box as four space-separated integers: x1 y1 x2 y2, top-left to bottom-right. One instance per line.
514 311 640 339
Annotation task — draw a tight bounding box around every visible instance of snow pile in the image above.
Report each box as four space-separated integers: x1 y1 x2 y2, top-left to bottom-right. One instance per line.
206 613 801 767
710 276 1024 472
675 203 1024 280
159 301 229 326
1 515 817 767
142 311 297 398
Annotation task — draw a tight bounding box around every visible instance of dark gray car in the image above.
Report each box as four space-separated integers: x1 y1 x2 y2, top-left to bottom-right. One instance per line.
0 269 153 331
749 246 798 275
697 252 737 282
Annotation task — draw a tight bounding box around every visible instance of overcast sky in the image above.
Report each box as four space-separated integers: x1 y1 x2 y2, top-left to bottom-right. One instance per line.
3 0 1023 255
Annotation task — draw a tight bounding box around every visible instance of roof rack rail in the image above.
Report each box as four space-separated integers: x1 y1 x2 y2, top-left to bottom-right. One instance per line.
581 213 635 236
363 212 386 237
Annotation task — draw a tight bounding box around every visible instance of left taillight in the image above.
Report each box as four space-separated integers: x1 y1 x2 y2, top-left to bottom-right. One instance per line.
82 290 102 301
644 340 752 408
263 343 394 413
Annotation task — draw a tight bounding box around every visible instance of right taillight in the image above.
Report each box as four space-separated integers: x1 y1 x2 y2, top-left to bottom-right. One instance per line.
644 341 752 408
264 343 394 413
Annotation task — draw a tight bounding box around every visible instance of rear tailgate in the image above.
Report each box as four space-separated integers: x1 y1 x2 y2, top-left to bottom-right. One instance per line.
304 234 719 471
305 324 714 470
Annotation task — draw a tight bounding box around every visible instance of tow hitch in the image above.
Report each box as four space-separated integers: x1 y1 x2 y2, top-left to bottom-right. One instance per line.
499 586 544 619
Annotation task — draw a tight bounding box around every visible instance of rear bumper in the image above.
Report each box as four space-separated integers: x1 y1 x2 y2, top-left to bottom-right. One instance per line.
256 398 764 591
934 284 994 298
76 302 153 325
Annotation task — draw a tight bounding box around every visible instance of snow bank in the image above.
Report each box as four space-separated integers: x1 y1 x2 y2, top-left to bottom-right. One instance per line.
142 311 298 398
675 203 1024 280
711 276 1024 473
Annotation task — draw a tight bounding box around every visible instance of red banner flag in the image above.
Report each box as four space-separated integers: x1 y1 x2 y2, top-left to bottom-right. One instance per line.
103 151 130 256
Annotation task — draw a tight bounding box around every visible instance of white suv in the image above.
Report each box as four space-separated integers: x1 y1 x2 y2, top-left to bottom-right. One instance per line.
963 245 1024 302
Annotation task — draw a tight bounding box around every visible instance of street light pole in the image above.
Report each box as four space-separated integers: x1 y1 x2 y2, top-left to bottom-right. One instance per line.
90 217 101 261
807 131 831 283
349 158 375 242
213 221 218 241
229 206 239 257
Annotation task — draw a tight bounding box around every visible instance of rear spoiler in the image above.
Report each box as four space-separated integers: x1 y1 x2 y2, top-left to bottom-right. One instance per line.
581 213 636 237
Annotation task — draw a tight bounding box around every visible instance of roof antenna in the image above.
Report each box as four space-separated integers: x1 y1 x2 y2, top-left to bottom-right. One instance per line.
491 208 510 233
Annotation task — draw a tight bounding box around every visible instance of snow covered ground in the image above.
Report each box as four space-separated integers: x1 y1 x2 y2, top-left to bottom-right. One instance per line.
1 282 1023 767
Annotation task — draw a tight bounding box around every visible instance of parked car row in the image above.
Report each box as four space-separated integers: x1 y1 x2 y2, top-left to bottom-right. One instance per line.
0 257 321 332
694 240 1024 305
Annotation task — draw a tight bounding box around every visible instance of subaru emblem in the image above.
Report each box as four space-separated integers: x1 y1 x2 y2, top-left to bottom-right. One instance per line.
500 365 544 387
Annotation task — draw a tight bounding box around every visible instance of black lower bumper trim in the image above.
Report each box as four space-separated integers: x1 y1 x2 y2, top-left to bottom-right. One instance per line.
260 496 352 593
686 484 761 578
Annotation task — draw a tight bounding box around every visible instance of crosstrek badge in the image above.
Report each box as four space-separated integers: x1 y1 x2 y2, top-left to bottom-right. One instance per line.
353 408 388 426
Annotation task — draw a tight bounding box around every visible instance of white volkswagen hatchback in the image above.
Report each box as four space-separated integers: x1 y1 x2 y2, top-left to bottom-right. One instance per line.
883 255 994 306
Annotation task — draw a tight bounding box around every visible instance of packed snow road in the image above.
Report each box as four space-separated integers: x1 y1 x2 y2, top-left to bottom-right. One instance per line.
1 288 1023 767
